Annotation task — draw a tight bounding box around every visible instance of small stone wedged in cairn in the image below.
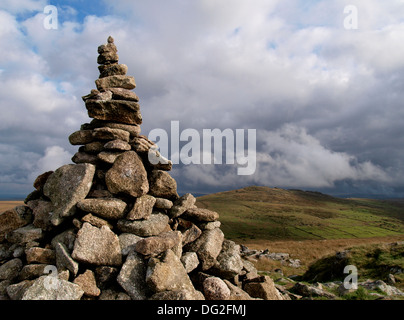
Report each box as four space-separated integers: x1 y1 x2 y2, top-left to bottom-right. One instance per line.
0 36 284 301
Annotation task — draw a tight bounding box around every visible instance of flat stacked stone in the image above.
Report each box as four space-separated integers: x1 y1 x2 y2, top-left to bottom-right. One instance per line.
0 37 282 301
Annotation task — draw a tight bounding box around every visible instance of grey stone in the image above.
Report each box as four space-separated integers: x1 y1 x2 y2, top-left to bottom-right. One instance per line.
6 225 42 244
105 151 149 198
181 252 199 273
95 75 136 90
103 139 131 151
203 277 231 300
169 193 196 218
97 151 124 164
183 207 219 222
127 195 156 220
73 270 100 297
117 251 151 300
71 223 122 266
117 212 169 237
6 280 33 300
71 152 99 165
76 198 127 220
81 213 113 229
92 127 130 142
186 228 224 271
69 130 94 145
22 276 84 300
99 64 128 78
118 233 143 256
212 240 243 279
0 258 23 280
134 231 182 256
146 249 195 293
43 163 95 225
55 242 79 277
86 99 142 125
87 119 140 137
154 198 173 210
244 276 284 300
0 206 32 239
148 170 179 200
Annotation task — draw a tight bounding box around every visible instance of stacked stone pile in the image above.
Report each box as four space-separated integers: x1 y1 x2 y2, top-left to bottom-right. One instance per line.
0 37 284 300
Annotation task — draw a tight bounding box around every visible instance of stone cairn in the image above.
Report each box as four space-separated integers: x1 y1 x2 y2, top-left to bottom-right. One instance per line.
0 37 284 300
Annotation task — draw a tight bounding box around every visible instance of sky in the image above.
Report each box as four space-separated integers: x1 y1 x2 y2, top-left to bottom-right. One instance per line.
0 0 404 199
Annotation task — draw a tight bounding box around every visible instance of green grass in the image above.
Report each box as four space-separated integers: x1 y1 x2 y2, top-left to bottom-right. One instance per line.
302 242 404 291
196 186 404 242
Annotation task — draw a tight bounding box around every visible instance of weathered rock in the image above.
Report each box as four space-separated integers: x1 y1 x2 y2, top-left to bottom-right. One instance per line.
87 119 140 137
43 163 95 224
0 206 32 239
117 212 169 237
97 151 124 164
148 170 179 200
86 99 142 125
169 193 196 218
71 151 99 165
186 228 224 271
131 135 155 153
95 266 119 289
117 251 150 300
106 87 139 101
181 252 199 273
98 289 131 300
154 198 173 210
203 277 231 300
69 130 94 145
180 221 202 246
244 276 284 300
146 148 173 171
22 275 84 300
99 64 128 78
223 280 254 300
199 221 221 230
6 225 42 244
73 270 100 297
0 258 23 280
51 229 76 252
6 280 33 300
25 247 55 264
105 151 149 198
54 242 79 277
183 208 219 222
83 141 104 153
76 198 127 220
33 171 53 191
211 240 243 279
95 75 136 90
27 200 54 231
118 233 143 256
97 51 119 65
71 223 122 266
150 289 204 300
146 249 195 293
103 139 131 151
81 213 113 229
134 231 182 256
127 195 156 220
92 127 130 142
19 264 48 281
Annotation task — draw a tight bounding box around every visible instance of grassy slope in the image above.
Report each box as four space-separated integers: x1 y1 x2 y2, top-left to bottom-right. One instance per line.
196 186 404 242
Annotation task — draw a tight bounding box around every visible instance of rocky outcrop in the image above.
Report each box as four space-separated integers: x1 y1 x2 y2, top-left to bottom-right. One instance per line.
0 36 281 301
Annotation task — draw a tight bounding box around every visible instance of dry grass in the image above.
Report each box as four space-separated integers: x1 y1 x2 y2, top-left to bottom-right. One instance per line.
0 201 24 212
238 235 404 276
